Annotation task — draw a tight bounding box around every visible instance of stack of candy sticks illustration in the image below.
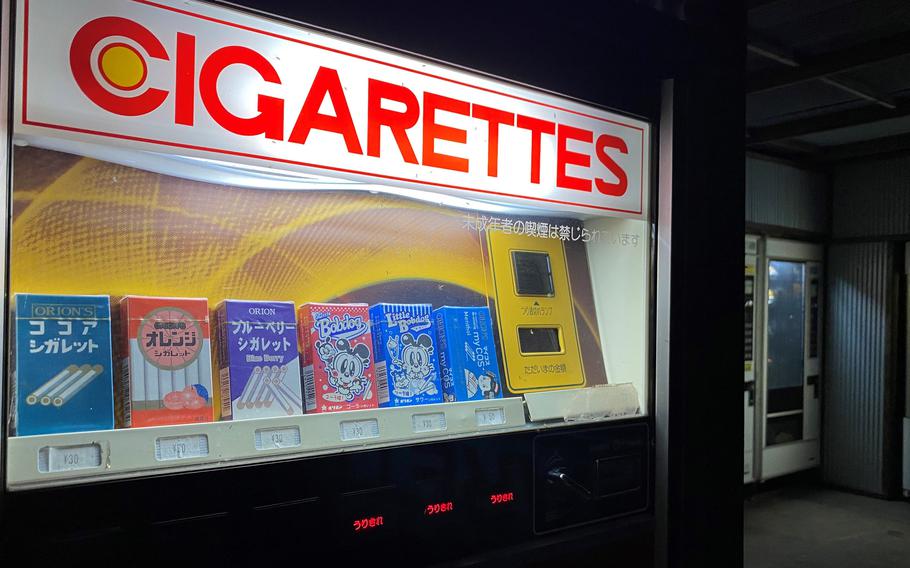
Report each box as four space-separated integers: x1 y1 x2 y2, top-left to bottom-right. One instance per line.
119 296 215 427
236 365 301 415
131 349 205 407
26 364 104 407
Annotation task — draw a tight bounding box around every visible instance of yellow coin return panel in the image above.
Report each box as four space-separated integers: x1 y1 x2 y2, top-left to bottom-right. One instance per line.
486 229 586 393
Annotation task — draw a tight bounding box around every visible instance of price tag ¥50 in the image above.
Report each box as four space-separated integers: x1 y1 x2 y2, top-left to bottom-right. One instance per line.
155 434 209 461
476 407 506 427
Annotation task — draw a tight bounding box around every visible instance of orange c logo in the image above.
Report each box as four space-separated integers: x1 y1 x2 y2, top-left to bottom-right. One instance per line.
70 16 169 116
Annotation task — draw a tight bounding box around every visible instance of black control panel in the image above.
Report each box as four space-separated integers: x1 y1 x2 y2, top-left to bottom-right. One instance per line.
1 419 652 565
534 423 649 534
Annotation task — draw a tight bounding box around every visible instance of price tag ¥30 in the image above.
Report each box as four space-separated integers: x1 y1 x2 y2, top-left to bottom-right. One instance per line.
255 426 301 450
340 419 380 441
412 412 447 433
38 444 102 473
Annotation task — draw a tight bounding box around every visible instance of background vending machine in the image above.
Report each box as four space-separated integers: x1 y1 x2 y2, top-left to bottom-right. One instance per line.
746 236 824 483
0 0 665 564
745 236 759 484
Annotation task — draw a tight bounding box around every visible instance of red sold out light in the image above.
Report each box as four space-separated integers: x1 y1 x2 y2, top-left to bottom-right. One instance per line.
424 501 454 516
489 492 515 505
352 515 384 532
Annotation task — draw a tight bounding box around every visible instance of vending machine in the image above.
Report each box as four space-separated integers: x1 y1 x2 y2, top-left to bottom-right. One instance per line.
744 236 759 484
746 237 823 483
1 0 656 563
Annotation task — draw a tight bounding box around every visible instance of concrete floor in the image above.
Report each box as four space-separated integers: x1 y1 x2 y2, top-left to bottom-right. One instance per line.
744 484 910 568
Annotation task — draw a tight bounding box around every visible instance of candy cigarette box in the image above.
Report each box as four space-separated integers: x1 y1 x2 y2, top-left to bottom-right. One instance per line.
215 300 303 420
14 294 115 435
369 303 443 407
433 306 504 402
117 296 214 427
298 303 377 413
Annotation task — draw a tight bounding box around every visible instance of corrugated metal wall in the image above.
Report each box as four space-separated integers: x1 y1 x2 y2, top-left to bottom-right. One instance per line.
827 154 909 496
746 156 828 233
745 152 907 496
834 154 910 238
824 242 895 495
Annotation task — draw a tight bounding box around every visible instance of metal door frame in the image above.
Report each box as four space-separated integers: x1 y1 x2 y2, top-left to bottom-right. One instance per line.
744 235 762 484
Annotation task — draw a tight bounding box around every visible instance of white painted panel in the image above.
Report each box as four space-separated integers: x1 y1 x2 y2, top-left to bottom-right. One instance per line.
762 439 820 480
586 216 649 413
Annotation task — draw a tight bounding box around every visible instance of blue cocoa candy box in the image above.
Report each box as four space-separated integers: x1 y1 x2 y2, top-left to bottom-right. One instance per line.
369 303 443 407
433 306 503 402
14 294 115 435
215 300 303 420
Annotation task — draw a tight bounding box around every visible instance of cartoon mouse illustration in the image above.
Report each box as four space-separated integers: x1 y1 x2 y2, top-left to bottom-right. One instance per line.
315 339 337 362
391 333 437 394
325 338 371 401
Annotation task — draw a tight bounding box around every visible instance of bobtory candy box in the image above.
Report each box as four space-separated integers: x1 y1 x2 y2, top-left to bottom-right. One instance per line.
369 303 443 407
117 296 214 427
215 300 303 420
13 294 115 436
298 303 377 413
433 306 504 402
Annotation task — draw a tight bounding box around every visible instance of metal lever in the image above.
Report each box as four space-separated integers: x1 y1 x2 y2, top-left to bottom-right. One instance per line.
548 467 593 500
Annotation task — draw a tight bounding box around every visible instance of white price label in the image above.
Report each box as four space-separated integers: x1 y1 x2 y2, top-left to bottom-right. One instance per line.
476 407 506 427
255 426 302 450
340 419 379 441
38 444 102 473
412 412 447 433
155 435 209 461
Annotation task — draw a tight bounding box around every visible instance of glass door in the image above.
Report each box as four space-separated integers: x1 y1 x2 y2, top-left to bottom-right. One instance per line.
765 260 806 446
760 238 823 480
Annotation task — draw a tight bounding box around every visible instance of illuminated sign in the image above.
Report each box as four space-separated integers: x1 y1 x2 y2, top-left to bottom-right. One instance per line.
489 492 515 505
423 501 454 516
16 0 649 217
352 515 384 532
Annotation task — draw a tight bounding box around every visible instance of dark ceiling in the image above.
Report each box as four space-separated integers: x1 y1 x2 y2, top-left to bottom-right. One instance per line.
747 0 910 163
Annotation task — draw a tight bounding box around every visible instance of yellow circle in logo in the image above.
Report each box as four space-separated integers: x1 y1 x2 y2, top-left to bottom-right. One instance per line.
98 43 146 91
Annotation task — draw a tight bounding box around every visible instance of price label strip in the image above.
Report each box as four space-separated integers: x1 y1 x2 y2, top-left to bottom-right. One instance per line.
38 444 102 473
340 419 380 441
255 426 302 450
476 407 506 427
155 434 209 461
412 412 447 433
606 406 641 419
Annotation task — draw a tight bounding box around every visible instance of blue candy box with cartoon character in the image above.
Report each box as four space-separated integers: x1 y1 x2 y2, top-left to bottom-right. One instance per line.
433 306 503 402
369 303 443 407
